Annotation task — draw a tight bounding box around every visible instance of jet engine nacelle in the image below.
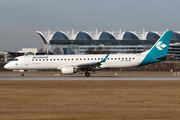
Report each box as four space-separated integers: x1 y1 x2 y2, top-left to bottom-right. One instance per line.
61 67 77 74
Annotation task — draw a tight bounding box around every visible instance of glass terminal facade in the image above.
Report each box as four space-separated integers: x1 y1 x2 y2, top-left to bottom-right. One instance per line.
99 32 116 40
146 32 160 40
52 31 69 40
123 32 139 40
75 31 93 40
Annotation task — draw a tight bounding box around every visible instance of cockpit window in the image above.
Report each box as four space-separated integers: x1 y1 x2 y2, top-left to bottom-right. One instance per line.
12 59 18 61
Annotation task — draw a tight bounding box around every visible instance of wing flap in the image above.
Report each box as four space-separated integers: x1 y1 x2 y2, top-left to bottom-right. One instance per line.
76 62 101 71
77 62 101 68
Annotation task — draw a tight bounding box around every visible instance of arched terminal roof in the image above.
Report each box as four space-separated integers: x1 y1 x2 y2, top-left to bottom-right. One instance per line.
171 32 180 40
123 32 139 40
146 32 160 40
50 31 70 45
75 31 93 40
99 31 116 40
52 31 69 40
36 31 49 45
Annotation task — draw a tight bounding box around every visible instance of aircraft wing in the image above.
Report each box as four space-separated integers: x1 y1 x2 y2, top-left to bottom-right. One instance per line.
76 62 101 71
57 54 109 71
76 54 109 71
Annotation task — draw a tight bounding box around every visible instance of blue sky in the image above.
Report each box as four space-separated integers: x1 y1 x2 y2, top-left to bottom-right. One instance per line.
0 0 180 51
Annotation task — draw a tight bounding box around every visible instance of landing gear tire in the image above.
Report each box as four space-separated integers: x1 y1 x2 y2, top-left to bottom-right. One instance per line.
21 74 24 77
85 72 90 77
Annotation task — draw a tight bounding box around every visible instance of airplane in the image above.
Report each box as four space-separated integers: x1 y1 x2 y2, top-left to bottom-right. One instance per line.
4 30 172 77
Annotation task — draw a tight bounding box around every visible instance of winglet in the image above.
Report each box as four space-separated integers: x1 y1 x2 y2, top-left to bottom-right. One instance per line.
100 54 109 63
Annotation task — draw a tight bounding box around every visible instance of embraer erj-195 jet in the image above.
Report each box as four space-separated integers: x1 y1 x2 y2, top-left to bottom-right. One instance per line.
4 31 172 77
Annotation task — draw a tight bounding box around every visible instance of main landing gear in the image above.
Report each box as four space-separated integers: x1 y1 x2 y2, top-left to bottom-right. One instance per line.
19 70 24 77
85 71 90 77
21 73 24 77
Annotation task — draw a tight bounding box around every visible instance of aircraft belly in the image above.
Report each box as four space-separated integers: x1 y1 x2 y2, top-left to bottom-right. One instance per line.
104 61 138 68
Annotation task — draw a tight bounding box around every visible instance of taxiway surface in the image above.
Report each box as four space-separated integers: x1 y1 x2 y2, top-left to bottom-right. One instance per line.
0 74 180 80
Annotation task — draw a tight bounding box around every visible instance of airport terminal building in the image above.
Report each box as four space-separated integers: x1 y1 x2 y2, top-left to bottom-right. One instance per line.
37 29 180 61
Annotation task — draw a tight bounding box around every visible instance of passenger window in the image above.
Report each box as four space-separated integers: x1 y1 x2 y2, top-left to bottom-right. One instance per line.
101 58 103 60
61 59 63 61
84 58 86 60
98 58 100 60
115 58 116 60
72 59 73 60
46 59 48 61
43 59 45 61
111 58 113 60
50 59 52 61
57 59 59 61
88 58 89 60
108 58 109 60
54 59 56 61
95 58 96 60
64 59 66 61
32 59 34 61
118 58 120 60
12 59 18 61
76 58 78 60
68 59 70 60
36 59 38 61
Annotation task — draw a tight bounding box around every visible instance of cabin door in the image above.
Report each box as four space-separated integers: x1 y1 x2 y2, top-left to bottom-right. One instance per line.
137 54 141 64
24 56 29 66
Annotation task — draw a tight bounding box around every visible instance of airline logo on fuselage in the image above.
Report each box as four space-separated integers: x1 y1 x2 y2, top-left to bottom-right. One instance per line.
33 56 49 59
156 41 167 50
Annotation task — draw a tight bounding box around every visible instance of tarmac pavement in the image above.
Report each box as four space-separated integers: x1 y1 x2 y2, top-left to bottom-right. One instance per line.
0 74 180 80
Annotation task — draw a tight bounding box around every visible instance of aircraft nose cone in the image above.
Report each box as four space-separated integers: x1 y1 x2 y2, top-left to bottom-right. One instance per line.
4 63 10 69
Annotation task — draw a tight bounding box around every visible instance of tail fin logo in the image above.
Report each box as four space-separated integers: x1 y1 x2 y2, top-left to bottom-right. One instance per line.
156 41 167 50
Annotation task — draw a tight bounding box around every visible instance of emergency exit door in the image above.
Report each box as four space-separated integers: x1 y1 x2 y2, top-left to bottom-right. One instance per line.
24 56 29 66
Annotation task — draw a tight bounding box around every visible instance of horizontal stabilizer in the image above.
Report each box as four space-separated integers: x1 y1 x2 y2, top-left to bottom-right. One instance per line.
154 54 174 59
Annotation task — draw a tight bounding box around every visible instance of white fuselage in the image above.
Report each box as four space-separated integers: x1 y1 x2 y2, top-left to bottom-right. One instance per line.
4 54 145 70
